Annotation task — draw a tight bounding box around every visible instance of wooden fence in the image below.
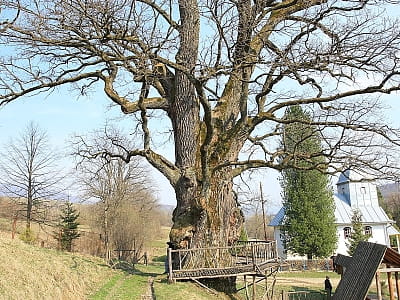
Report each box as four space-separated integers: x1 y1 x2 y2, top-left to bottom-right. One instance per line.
279 259 334 272
279 290 327 300
167 241 278 281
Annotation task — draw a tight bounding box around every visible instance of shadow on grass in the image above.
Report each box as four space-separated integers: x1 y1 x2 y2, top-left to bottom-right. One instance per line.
152 255 167 262
280 286 327 300
132 269 163 277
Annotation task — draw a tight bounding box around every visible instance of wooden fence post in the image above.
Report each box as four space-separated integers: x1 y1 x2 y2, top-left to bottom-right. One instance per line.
168 248 174 283
388 270 395 300
376 272 382 300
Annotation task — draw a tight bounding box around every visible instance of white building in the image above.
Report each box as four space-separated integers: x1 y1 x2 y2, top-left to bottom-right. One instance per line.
269 170 399 259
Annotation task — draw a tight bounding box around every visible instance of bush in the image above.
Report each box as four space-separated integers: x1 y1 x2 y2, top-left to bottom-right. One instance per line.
19 228 36 244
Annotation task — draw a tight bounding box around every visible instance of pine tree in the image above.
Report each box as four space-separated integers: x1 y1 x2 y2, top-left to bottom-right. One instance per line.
55 201 81 252
346 209 370 256
280 105 337 259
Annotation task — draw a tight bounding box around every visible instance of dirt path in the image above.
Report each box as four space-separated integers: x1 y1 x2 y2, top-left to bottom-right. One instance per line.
274 276 341 288
141 277 156 300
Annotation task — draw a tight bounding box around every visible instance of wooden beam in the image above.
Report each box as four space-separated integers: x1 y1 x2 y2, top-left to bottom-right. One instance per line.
376 272 382 300
395 272 400 300
388 270 395 300
190 278 218 295
244 275 249 300
378 268 400 273
252 276 256 300
168 248 174 283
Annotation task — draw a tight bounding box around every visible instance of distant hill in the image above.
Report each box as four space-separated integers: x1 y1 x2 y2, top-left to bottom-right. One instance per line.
379 182 400 200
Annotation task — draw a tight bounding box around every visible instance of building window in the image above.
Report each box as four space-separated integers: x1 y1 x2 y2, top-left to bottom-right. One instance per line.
344 227 352 239
361 186 366 194
365 226 372 236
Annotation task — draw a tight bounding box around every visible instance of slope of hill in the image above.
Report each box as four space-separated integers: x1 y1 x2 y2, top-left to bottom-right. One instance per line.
0 232 116 299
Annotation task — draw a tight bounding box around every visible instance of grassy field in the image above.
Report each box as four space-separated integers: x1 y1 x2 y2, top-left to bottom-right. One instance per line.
0 225 388 300
0 231 238 299
0 232 116 299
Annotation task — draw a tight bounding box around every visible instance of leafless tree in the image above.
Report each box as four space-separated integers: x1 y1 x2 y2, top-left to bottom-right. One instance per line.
111 190 160 262
74 129 153 260
0 122 65 232
240 185 274 240
2 0 400 291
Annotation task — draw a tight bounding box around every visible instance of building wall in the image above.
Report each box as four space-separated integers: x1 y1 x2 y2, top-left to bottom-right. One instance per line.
271 171 395 259
274 223 390 258
335 223 389 255
337 180 379 207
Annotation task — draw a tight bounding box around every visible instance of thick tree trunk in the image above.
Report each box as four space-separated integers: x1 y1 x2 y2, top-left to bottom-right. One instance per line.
170 167 244 293
168 0 245 293
171 168 243 247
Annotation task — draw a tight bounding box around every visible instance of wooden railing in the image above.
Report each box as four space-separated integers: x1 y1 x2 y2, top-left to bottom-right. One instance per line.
167 241 278 281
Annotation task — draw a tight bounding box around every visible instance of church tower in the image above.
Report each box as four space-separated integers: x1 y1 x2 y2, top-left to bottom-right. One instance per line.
336 169 379 207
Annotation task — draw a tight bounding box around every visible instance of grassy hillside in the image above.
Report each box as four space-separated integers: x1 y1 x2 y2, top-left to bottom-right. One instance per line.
0 232 116 299
0 231 240 300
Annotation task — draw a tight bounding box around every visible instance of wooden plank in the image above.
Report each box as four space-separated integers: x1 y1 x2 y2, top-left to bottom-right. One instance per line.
378 268 400 273
169 241 274 253
168 248 173 283
383 247 400 266
190 278 218 295
172 261 281 280
376 272 382 300
333 242 387 300
388 271 395 300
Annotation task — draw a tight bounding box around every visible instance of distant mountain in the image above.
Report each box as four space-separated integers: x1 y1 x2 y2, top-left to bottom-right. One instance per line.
379 182 400 199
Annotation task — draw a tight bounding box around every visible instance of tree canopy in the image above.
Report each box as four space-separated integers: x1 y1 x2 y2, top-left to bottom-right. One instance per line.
346 209 371 256
55 201 81 252
280 105 337 259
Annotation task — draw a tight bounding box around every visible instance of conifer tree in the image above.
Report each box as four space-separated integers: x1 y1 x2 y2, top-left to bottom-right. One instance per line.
55 201 81 252
280 105 337 259
346 209 370 256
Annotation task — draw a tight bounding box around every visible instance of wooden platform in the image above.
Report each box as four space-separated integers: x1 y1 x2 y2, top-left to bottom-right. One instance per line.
172 260 280 279
168 241 279 282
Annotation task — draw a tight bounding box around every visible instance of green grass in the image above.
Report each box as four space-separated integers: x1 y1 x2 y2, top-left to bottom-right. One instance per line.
0 234 116 299
1 224 384 300
90 272 150 300
91 262 241 300
89 274 125 299
153 279 222 300
89 262 166 299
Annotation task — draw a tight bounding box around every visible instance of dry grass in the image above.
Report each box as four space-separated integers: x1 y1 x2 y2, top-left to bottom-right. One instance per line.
0 233 116 300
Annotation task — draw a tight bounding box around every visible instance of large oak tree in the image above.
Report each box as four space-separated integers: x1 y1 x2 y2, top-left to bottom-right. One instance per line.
1 0 400 289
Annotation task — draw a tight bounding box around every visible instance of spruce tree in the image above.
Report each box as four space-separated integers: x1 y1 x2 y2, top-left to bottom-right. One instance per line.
280 105 337 259
346 209 370 256
55 201 81 252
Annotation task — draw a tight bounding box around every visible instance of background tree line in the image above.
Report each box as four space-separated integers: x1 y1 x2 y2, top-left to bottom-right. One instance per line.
0 122 169 260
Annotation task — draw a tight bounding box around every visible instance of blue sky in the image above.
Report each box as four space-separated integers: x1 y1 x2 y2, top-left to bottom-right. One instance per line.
0 87 399 211
0 88 177 206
